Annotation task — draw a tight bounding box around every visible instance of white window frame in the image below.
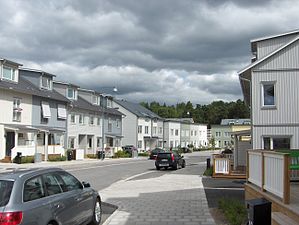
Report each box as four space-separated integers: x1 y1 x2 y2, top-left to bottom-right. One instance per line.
261 81 276 108
12 98 21 122
89 116 94 125
70 113 76 124
67 88 77 100
138 125 142 134
79 114 84 125
57 104 67 120
175 129 179 136
138 140 142 148
2 66 17 82
41 101 51 119
145 126 149 134
116 119 120 128
41 76 52 90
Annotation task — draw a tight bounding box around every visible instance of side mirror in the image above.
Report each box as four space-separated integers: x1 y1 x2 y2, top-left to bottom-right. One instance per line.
181 156 184 158
82 181 91 188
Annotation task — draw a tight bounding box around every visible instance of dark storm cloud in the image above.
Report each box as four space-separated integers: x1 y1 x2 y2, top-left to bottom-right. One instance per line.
0 0 298 104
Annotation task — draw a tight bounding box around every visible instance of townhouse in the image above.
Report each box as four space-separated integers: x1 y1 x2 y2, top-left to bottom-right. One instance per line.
0 59 69 161
210 119 250 148
114 99 164 151
163 119 181 148
239 30 299 149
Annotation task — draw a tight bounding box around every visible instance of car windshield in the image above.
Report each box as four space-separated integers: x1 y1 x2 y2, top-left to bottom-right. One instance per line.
0 180 14 207
157 153 171 159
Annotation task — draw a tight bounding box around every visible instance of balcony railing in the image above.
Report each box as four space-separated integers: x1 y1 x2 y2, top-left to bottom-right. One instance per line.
247 150 290 204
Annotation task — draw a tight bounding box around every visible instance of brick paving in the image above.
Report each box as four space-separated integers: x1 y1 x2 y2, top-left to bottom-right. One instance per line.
101 173 216 225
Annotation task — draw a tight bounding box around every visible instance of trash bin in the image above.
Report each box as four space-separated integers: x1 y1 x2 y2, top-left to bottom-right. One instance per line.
67 150 73 161
247 198 271 225
15 152 22 164
97 151 105 160
206 158 211 169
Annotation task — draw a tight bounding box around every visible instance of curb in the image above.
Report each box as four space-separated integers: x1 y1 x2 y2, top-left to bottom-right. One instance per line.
101 202 120 225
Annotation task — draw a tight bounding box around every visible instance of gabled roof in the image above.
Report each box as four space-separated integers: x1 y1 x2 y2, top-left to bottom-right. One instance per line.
114 99 161 119
20 68 56 77
250 29 299 43
0 76 69 103
238 35 299 76
0 58 23 66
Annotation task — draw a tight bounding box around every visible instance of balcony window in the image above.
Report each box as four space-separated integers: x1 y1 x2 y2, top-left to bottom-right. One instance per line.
67 88 77 100
2 66 16 81
41 76 52 90
13 98 21 122
92 95 100 105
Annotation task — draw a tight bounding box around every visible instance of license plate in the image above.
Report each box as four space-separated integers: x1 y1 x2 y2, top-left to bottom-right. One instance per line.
159 164 169 167
161 159 168 162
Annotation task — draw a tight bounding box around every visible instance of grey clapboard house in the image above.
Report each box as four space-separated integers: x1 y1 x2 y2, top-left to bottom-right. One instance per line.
239 29 299 149
113 99 164 151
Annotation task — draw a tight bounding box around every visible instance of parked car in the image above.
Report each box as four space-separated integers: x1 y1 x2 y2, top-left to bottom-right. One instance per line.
155 152 186 170
181 147 192 153
122 145 137 156
0 167 102 225
149 148 165 160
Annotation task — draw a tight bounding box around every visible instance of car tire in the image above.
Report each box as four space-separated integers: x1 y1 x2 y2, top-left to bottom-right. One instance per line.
173 163 178 170
182 160 186 168
156 166 160 170
90 197 102 225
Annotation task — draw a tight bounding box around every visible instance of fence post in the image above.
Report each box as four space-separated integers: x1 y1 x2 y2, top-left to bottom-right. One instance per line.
283 154 290 204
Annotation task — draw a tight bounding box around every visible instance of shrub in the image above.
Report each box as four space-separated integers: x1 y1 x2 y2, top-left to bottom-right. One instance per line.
21 156 34 164
203 167 213 176
218 198 247 225
114 151 130 158
138 152 149 157
86 154 97 159
48 155 66 162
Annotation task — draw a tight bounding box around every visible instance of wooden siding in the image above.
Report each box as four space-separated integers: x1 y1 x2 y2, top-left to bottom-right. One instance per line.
256 39 299 70
256 34 298 59
252 126 299 149
252 70 299 126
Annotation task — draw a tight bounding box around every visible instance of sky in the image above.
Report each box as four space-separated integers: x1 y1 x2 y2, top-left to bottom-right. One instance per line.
1 0 299 105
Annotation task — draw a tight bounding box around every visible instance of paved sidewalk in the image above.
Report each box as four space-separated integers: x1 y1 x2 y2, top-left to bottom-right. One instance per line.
101 172 216 225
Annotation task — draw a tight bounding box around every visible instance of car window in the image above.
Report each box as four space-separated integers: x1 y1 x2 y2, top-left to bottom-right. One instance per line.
43 173 63 196
57 172 82 191
0 180 14 207
23 176 45 202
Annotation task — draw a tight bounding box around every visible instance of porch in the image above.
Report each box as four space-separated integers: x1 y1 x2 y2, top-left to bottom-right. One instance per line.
246 150 299 224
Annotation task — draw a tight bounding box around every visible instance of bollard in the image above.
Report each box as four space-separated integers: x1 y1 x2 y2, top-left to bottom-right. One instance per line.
206 158 211 169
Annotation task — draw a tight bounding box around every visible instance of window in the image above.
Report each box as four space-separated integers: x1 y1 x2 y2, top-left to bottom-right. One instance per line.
70 114 75 124
57 104 66 119
108 118 112 132
145 126 149 134
263 83 275 106
79 114 84 124
89 116 94 125
13 98 21 122
171 129 174 136
159 127 163 134
138 126 142 134
191 130 193 136
41 101 51 118
57 171 82 191
215 132 221 137
170 141 174 147
2 66 16 81
97 137 101 147
68 137 75 148
158 141 163 147
88 137 92 148
175 129 179 136
153 127 157 135
97 117 101 126
138 140 142 148
175 140 179 147
41 76 52 90
116 119 120 128
67 88 77 100
194 131 197 136
92 95 100 105
43 173 63 196
263 137 290 150
23 176 45 202
0 180 14 207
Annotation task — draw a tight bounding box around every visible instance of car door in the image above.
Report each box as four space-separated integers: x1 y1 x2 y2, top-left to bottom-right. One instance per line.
42 172 78 225
57 171 94 225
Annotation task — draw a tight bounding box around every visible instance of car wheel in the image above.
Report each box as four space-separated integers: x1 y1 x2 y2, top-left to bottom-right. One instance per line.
173 163 178 170
182 160 186 168
156 166 160 170
164 167 168 170
90 197 102 225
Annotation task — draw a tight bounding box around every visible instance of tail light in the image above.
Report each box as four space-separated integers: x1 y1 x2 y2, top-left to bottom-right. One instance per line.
171 153 175 162
0 212 23 225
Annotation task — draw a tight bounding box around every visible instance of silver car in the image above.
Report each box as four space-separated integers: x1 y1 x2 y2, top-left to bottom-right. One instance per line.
0 168 102 225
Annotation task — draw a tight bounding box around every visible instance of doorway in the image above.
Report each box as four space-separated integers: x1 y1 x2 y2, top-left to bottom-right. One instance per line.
5 132 15 156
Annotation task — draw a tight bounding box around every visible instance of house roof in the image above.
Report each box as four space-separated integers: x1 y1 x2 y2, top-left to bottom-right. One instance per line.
20 68 56 77
114 99 161 119
0 76 69 103
250 29 299 43
220 119 251 126
0 58 23 66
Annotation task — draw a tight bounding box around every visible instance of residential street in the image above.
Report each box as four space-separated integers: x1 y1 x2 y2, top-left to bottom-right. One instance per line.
0 150 244 225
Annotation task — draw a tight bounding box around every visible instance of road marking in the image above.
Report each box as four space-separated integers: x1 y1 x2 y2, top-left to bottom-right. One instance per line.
204 187 244 191
123 171 156 181
66 160 152 172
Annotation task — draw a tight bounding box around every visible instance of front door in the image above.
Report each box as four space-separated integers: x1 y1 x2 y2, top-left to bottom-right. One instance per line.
5 132 15 156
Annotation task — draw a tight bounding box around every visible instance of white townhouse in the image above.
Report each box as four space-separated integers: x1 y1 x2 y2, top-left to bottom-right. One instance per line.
163 119 181 149
190 123 208 148
0 59 69 161
239 29 299 150
113 99 164 151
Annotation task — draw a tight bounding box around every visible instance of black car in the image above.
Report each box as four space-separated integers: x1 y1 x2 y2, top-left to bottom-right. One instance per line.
149 148 165 160
155 152 186 170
